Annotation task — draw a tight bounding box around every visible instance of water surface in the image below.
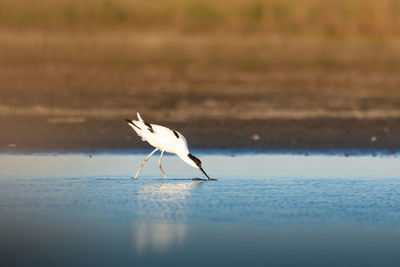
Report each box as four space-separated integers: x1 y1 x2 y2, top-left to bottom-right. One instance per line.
1 154 400 267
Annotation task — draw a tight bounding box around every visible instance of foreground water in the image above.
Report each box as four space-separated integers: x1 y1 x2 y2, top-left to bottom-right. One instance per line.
1 153 400 267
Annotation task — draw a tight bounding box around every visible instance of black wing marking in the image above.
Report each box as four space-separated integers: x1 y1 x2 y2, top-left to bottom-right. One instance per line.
172 130 179 138
126 119 141 130
144 121 154 133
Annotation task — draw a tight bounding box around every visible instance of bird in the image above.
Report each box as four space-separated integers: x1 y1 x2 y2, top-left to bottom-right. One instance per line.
126 112 213 180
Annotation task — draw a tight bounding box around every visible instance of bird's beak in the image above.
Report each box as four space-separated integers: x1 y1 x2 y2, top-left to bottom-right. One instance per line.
199 166 212 180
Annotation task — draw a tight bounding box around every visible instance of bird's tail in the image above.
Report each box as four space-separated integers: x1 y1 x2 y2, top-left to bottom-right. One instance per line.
126 112 147 141
126 112 143 130
125 119 140 130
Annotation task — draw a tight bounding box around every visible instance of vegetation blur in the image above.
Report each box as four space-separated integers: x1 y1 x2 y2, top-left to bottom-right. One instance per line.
1 0 400 37
2 0 400 113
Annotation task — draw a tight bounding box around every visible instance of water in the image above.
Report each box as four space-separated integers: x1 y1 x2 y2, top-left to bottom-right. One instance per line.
1 154 400 267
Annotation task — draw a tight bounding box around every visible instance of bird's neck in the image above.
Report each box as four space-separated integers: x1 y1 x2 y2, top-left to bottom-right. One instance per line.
177 152 197 169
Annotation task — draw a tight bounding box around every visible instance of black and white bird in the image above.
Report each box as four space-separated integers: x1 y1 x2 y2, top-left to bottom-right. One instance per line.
126 112 212 180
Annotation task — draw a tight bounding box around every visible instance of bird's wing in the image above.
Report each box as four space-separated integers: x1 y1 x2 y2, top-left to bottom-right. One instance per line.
149 125 189 153
127 114 188 152
137 112 144 122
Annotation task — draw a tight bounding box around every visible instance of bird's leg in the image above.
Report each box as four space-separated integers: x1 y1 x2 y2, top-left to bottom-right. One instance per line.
134 148 158 179
158 150 168 179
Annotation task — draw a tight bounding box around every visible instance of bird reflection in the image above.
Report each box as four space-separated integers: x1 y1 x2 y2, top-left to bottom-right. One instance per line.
135 223 186 255
138 180 200 201
133 181 201 254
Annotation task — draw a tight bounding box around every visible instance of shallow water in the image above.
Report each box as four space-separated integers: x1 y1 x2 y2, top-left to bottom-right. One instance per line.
1 154 400 267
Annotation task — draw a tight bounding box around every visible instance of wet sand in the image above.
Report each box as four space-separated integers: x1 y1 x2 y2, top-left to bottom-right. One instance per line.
1 116 400 153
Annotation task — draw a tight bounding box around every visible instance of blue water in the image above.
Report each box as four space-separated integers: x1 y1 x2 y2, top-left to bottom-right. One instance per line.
1 154 400 267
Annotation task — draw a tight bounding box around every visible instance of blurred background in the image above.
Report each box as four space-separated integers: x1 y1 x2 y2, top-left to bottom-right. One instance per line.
1 0 399 152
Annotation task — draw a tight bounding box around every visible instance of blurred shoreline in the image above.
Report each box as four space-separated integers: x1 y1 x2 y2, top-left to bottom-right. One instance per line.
1 30 399 153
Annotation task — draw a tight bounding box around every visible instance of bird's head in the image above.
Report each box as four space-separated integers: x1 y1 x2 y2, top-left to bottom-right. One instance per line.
187 153 211 180
187 153 201 168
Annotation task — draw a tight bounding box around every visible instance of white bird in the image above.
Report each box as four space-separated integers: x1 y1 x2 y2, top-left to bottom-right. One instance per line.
126 112 212 180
